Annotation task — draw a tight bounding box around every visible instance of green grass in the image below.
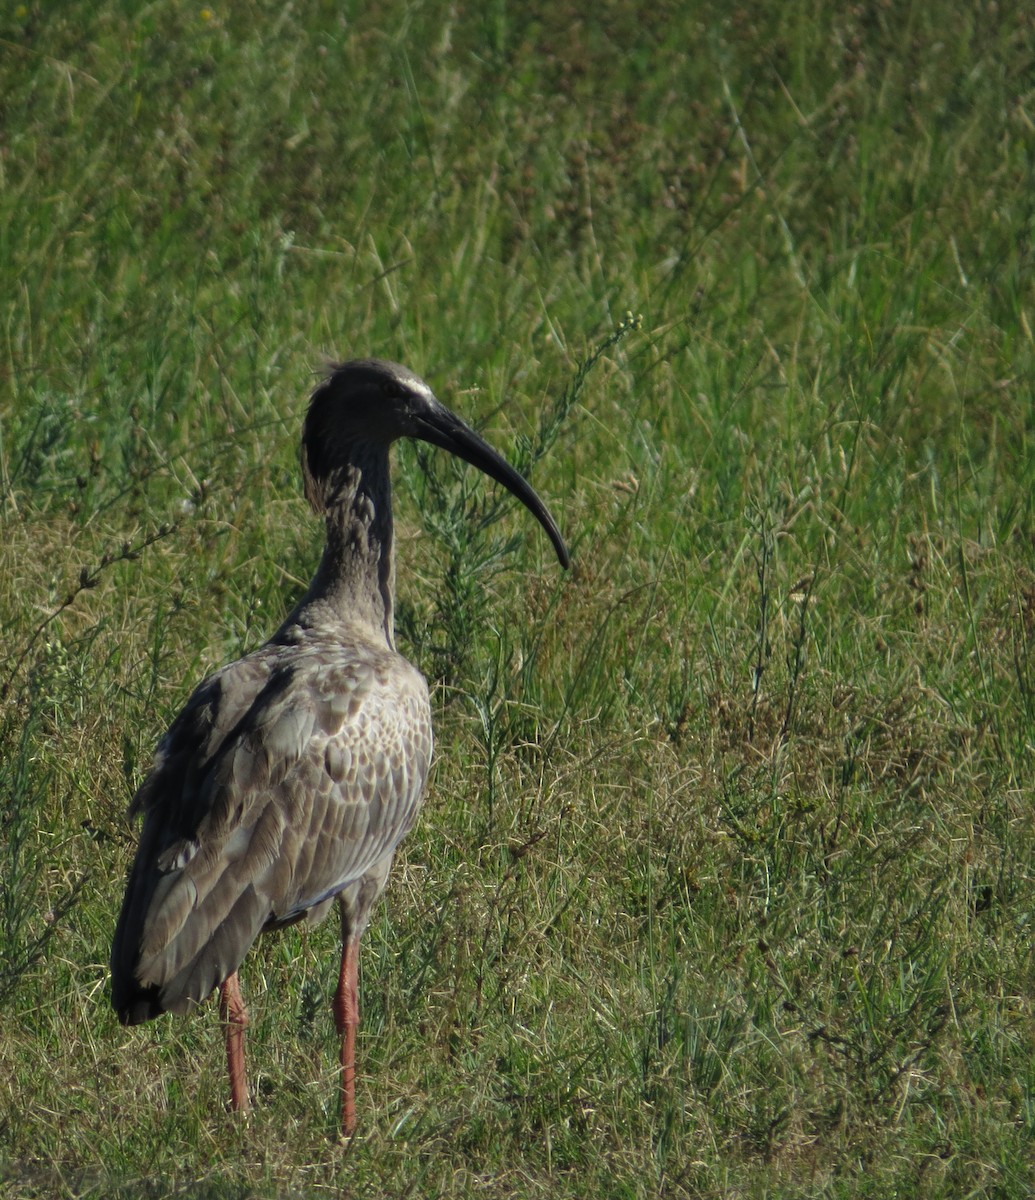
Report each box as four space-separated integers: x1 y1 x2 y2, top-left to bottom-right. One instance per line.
1 1 1033 1196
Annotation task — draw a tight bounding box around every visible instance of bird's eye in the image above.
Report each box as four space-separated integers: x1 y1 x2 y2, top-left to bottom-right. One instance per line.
381 381 403 399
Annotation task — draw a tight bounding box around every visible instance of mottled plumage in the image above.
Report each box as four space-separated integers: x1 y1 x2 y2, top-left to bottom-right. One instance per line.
112 629 431 1021
111 359 568 1135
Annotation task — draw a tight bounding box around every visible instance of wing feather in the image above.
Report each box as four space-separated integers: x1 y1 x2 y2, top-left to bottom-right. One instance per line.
111 630 432 1024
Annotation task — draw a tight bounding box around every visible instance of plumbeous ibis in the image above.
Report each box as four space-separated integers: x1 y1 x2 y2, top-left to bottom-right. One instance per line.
111 359 569 1135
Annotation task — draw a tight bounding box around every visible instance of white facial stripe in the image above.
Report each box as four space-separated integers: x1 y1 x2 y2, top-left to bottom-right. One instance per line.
407 378 435 401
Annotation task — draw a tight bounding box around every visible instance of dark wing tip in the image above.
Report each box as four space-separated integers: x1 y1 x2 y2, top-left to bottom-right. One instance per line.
111 978 167 1026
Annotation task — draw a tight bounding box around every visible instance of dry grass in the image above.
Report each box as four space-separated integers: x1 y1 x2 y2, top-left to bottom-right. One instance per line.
1 2 1032 1196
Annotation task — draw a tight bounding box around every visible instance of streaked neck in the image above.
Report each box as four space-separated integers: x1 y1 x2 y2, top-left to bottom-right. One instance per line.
283 444 396 647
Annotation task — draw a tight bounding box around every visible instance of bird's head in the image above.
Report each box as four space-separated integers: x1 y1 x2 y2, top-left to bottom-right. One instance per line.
302 359 570 568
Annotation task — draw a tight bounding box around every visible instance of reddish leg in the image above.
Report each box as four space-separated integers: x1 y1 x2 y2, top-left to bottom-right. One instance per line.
219 971 251 1114
333 934 361 1137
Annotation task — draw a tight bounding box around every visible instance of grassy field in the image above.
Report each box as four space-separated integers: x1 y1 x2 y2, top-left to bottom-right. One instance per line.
1 1 1032 1196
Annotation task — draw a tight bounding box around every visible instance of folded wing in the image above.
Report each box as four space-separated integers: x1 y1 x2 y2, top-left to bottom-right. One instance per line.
111 633 432 1024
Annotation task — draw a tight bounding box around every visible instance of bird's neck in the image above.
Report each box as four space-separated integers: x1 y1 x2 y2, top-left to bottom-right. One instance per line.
285 446 397 648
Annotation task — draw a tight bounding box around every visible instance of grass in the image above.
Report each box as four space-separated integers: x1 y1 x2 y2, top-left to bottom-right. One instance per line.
1 1 1033 1195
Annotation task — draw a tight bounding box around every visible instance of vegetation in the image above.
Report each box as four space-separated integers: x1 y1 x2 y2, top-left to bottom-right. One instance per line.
1 1 1031 1195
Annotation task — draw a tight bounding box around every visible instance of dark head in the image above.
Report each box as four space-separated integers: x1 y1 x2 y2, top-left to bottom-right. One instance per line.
303 359 570 568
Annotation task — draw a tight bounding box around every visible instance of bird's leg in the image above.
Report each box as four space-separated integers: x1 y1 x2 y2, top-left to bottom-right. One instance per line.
333 929 361 1137
219 971 251 1114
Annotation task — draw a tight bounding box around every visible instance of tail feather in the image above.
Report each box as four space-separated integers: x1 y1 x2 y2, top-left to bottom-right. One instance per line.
111 834 268 1024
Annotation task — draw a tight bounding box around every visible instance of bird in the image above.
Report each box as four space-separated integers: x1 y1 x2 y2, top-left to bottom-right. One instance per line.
110 358 569 1136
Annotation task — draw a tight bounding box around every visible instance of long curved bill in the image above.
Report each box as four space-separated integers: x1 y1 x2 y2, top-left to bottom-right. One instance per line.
414 401 570 569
